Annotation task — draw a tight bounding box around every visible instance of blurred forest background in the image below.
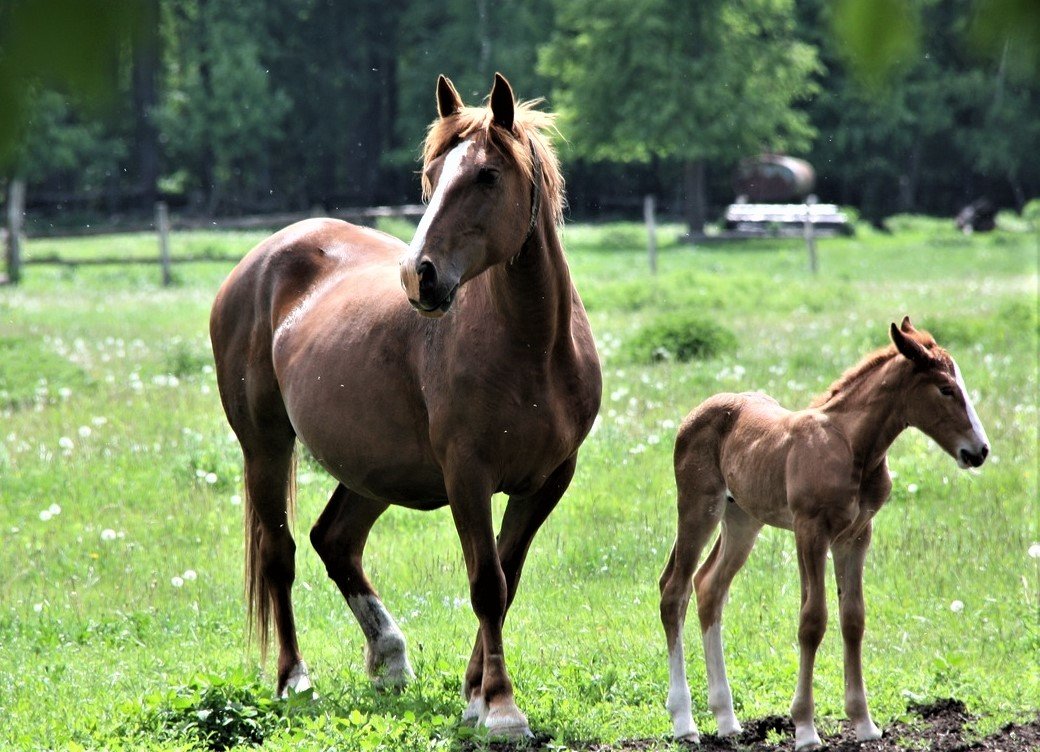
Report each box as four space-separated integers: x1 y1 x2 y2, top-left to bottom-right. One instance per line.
0 0 1037 231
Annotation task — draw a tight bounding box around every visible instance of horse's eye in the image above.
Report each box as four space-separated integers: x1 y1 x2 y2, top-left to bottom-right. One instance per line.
476 168 499 185
939 386 955 397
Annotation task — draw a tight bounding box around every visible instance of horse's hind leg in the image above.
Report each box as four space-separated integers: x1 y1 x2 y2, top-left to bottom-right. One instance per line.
658 471 727 741
309 485 414 689
693 502 761 737
241 435 311 697
460 455 576 728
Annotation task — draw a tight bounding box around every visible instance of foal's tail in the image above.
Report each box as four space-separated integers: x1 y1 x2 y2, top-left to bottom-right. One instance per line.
243 450 297 661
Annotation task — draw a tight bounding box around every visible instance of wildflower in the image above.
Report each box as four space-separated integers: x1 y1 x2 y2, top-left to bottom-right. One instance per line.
100 529 117 541
58 437 74 451
171 576 184 588
204 472 217 485
907 483 919 494
78 426 92 438
950 600 964 613
183 569 197 581
33 603 44 613
1029 543 1040 559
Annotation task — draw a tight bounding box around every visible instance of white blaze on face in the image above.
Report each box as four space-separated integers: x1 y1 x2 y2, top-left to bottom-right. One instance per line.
952 358 989 447
408 139 475 259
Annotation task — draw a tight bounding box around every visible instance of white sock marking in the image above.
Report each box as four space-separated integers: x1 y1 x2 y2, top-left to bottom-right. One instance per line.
703 622 742 735
346 594 414 687
666 639 699 740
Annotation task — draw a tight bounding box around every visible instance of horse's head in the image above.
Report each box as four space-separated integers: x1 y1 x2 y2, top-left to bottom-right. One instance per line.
400 73 558 317
891 316 990 469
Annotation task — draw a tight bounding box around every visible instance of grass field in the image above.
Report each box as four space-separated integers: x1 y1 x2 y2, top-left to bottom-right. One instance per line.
1 217 1037 750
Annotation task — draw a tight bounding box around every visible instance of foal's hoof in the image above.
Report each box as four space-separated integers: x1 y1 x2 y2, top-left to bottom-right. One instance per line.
854 719 882 742
484 704 533 739
460 693 487 725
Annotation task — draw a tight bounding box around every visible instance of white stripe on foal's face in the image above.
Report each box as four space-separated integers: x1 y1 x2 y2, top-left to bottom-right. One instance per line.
951 358 989 466
408 139 475 258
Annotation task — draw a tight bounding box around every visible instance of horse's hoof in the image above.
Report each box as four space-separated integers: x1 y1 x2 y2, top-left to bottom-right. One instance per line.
460 693 487 726
794 728 822 750
279 661 318 699
366 636 415 691
675 730 701 744
716 717 743 737
484 704 533 739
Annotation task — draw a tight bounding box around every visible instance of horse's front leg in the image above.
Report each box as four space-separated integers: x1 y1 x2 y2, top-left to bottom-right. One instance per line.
833 523 882 742
448 473 531 738
461 456 577 726
791 520 831 750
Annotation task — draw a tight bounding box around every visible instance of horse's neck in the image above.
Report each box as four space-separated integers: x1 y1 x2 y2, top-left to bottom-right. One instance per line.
485 223 574 350
819 358 909 471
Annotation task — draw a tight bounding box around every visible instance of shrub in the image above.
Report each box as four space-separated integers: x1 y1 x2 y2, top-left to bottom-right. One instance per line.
621 313 737 364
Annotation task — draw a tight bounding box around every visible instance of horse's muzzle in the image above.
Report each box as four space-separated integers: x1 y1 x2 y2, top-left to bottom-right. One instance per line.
400 257 459 318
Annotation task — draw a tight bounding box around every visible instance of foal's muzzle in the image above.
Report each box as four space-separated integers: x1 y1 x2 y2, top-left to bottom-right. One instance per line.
958 444 989 469
400 257 459 318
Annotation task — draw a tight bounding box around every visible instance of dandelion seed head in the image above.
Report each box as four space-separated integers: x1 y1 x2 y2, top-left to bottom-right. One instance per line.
58 437 74 450
1029 543 1040 559
907 483 919 494
183 569 197 581
100 528 117 541
78 426 92 438
950 600 964 613
171 576 184 588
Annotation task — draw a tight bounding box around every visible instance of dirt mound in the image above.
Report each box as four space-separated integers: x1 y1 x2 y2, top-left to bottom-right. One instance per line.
574 699 1040 751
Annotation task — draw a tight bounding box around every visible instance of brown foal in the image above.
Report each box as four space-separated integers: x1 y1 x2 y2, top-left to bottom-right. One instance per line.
659 318 989 749
210 74 601 737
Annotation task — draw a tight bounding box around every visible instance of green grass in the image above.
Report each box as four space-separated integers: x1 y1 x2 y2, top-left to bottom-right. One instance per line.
1 217 1037 750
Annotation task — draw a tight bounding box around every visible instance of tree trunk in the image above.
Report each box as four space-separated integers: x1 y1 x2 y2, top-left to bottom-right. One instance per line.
132 0 161 207
683 159 708 236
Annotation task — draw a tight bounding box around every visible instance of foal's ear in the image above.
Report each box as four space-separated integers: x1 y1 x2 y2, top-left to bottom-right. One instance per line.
437 75 463 119
899 315 915 333
891 321 930 365
489 72 515 132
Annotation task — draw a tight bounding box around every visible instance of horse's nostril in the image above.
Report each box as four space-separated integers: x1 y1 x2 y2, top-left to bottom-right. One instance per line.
980 444 989 460
416 260 437 294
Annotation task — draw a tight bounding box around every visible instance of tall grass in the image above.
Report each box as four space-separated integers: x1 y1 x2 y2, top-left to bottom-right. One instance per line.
0 218 1036 750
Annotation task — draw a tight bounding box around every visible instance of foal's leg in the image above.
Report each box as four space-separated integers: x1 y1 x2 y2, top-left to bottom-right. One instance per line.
694 503 762 738
241 440 310 697
658 485 727 741
790 520 831 750
447 472 529 738
832 523 881 742
461 456 576 726
310 485 414 689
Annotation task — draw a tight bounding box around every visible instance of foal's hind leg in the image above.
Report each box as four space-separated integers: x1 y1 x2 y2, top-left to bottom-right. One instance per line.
310 485 414 689
658 481 727 741
460 456 577 729
693 502 762 738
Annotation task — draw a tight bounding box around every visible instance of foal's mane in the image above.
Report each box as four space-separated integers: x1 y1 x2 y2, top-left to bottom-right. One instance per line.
421 101 565 227
810 328 950 408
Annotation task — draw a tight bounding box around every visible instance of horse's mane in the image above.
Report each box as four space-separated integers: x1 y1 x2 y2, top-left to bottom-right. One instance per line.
421 100 565 227
810 328 951 408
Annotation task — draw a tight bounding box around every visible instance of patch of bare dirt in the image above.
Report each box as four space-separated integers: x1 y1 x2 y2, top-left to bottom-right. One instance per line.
488 699 1040 751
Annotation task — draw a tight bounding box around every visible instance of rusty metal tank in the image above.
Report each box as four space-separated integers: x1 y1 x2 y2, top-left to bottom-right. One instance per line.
733 155 815 203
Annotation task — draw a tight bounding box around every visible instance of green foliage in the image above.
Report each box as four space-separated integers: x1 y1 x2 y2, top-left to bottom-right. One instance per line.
131 673 287 750
621 313 737 364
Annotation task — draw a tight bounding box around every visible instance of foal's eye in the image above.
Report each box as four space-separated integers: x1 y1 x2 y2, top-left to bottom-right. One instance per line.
939 386 955 397
476 168 499 185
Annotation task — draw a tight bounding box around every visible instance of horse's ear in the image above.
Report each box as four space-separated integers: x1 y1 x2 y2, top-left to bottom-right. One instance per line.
891 321 930 365
900 315 915 333
489 72 515 131
437 75 463 119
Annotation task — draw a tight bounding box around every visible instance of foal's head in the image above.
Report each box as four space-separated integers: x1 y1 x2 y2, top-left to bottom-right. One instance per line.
399 73 563 317
890 317 990 468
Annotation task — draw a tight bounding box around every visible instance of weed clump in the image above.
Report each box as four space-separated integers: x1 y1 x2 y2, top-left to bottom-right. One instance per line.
621 313 737 364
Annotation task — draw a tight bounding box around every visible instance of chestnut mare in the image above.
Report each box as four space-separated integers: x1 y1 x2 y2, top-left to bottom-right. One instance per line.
210 74 601 737
659 318 989 750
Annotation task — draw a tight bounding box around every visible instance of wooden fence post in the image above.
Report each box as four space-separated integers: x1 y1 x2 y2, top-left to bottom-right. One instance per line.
804 195 818 275
156 200 172 286
5 179 25 285
644 194 657 275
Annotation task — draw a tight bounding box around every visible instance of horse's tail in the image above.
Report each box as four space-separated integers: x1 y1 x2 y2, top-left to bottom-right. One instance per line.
243 449 297 661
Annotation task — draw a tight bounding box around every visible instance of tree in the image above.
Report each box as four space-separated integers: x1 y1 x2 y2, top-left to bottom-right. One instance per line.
541 0 820 234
